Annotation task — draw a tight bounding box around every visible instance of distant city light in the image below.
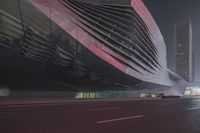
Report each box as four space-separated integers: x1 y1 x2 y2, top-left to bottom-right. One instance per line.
0 86 10 97
185 86 200 96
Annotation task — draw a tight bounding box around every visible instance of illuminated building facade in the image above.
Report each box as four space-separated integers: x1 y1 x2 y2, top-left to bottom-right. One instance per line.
0 0 186 94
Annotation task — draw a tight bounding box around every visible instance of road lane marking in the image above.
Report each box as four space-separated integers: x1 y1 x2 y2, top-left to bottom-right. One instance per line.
187 106 200 111
96 115 144 124
0 112 13 114
91 107 120 112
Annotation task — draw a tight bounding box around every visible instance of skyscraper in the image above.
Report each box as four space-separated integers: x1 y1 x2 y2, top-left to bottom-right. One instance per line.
175 18 193 82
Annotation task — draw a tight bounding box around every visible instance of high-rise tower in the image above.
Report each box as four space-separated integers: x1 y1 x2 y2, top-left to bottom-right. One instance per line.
175 18 193 82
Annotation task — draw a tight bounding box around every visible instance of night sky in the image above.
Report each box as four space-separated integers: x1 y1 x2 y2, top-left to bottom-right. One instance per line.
144 0 200 81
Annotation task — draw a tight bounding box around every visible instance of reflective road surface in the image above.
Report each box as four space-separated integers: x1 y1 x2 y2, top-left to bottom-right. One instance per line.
0 98 200 133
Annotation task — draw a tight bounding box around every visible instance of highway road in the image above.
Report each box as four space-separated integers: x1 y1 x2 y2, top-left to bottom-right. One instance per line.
1 98 200 133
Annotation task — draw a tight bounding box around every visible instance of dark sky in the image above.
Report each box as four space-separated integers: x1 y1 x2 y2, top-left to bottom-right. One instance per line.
144 0 200 81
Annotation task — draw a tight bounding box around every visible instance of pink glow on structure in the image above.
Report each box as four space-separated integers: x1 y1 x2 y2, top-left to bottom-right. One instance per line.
131 0 159 35
29 0 127 73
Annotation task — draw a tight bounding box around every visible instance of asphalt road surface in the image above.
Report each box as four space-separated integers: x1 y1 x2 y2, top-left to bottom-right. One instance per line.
1 98 200 133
